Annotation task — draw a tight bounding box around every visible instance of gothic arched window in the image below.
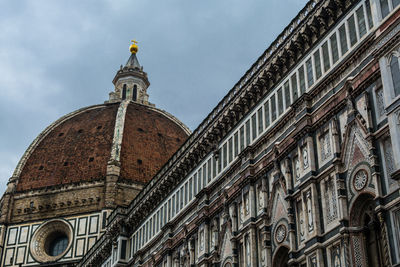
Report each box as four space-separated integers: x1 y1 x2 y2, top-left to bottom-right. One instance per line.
390 55 400 97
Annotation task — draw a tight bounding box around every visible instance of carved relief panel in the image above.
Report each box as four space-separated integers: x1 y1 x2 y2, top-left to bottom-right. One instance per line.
322 175 338 229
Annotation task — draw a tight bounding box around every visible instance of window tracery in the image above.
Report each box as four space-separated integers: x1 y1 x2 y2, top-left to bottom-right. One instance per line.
324 179 338 225
383 137 395 177
353 169 368 191
275 224 287 244
376 88 385 117
320 131 332 162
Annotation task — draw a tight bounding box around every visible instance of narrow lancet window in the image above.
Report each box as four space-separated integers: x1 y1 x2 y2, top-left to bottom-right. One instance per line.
122 84 127 100
133 84 138 101
390 55 400 97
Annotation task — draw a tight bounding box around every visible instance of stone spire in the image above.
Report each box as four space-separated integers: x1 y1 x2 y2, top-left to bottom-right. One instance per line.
108 40 153 106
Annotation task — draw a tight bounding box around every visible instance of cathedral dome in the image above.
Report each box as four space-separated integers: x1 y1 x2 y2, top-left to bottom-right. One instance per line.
14 101 190 192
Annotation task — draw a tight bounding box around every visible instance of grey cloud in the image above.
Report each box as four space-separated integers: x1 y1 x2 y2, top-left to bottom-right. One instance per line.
0 0 307 193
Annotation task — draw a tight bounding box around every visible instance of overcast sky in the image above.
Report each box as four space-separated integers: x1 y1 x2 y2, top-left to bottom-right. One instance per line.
0 0 307 193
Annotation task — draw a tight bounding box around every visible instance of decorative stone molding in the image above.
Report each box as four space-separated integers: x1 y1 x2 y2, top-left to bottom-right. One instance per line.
30 219 73 263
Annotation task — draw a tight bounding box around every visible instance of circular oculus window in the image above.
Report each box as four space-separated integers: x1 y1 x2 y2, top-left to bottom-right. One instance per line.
353 169 368 191
275 224 287 244
30 219 73 263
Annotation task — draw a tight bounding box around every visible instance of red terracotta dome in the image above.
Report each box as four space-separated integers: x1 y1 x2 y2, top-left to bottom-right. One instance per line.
14 101 190 192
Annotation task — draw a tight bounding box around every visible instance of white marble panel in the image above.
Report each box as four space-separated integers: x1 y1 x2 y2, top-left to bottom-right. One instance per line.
89 216 98 234
78 218 87 236
4 248 14 266
75 238 86 257
19 226 29 243
16 246 26 264
88 236 97 251
8 228 18 245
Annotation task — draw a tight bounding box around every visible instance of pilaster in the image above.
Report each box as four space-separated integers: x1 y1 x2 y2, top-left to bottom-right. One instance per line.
370 0 382 25
250 226 258 267
249 184 256 218
167 252 172 267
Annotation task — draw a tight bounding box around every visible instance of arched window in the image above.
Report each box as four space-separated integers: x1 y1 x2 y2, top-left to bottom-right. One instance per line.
133 84 138 101
122 84 127 100
390 55 400 97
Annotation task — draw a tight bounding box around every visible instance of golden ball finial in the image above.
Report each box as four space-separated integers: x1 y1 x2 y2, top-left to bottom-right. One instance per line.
130 40 138 54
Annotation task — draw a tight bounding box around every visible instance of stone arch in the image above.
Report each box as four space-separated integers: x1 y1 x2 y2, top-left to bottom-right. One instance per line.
221 257 233 267
272 245 289 267
349 193 383 267
386 48 400 65
349 192 375 227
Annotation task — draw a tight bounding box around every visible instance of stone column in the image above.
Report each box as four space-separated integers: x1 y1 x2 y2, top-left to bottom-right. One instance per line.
174 252 180 267
250 226 258 267
316 248 325 267
310 183 321 236
204 222 210 255
167 252 172 267
377 211 391 267
259 227 267 267
343 233 350 267
189 238 195 266
287 203 296 253
336 172 349 223
264 229 272 267
249 184 256 218
231 238 239 267
370 0 382 25
306 134 316 172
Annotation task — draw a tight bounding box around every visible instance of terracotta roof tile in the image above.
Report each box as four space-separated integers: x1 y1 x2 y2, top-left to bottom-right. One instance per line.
16 101 189 191
120 103 188 184
17 104 119 191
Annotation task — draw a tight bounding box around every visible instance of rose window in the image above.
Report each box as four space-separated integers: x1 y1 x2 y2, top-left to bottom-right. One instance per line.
275 224 287 243
353 169 368 191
